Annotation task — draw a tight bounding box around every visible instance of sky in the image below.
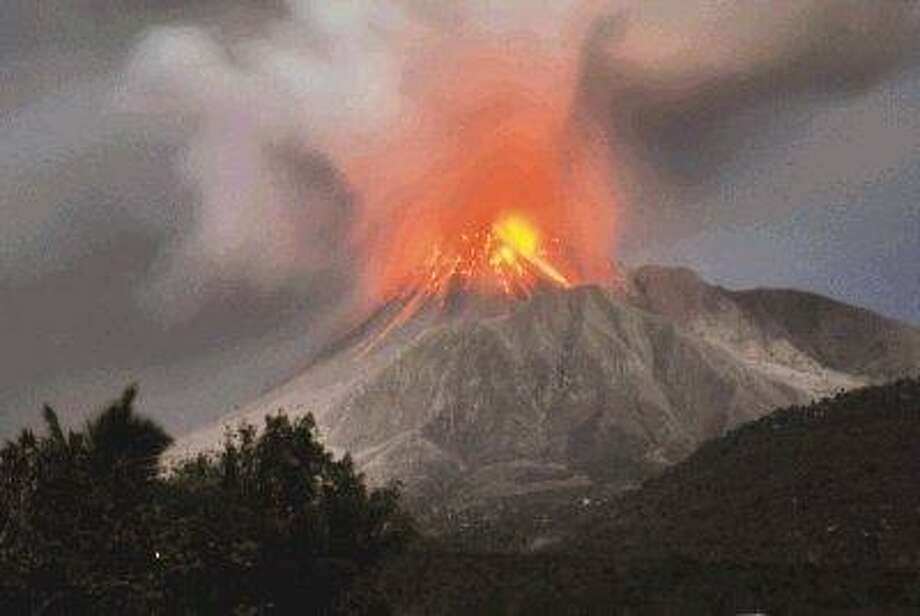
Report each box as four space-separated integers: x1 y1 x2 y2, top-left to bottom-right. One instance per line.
1 0 918 437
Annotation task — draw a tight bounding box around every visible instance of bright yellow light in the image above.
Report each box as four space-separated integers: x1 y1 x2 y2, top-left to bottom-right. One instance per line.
493 215 539 257
489 213 571 288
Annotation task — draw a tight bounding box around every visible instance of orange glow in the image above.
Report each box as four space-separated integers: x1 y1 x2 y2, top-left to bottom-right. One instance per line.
327 27 619 337
414 212 571 305
354 212 575 355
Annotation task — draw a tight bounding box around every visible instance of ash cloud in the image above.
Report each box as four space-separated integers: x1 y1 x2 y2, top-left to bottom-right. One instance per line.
116 0 920 316
580 0 920 204
117 0 603 317
117 3 407 314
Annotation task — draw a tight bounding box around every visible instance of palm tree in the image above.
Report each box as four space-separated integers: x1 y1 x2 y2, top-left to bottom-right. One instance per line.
84 385 173 481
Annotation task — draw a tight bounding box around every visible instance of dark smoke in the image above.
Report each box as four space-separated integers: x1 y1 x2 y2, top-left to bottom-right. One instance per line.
581 0 920 199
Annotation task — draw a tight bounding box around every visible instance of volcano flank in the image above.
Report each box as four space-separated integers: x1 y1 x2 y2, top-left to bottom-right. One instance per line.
170 266 920 525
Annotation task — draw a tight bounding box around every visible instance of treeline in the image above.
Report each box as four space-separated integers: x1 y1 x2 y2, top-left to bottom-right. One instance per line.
0 386 414 615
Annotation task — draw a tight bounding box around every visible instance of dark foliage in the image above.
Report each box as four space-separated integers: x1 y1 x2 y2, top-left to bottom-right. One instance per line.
0 388 414 615
577 377 920 568
345 550 920 615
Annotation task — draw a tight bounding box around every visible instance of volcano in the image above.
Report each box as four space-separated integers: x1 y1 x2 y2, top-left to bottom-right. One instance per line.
169 265 920 518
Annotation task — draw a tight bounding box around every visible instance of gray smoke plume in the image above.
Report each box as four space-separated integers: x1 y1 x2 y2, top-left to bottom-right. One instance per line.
115 0 920 313
579 0 920 223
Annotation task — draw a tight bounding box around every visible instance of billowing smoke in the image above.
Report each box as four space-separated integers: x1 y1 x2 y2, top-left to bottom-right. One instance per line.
117 0 615 320
580 0 920 236
117 0 920 319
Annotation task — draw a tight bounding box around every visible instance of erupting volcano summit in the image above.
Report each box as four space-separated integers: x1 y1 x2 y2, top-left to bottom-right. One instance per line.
419 213 572 300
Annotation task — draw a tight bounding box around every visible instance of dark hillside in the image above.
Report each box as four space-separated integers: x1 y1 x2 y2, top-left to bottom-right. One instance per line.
577 378 920 567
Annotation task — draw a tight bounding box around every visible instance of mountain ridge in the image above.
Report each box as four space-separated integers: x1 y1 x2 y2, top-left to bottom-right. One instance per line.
166 265 920 517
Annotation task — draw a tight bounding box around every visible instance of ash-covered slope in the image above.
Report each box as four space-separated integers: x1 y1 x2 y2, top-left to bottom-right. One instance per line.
628 265 920 393
327 285 806 506
169 266 920 513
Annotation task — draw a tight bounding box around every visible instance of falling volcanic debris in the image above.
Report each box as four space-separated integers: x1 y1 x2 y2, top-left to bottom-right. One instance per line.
333 30 620 348
333 20 620 321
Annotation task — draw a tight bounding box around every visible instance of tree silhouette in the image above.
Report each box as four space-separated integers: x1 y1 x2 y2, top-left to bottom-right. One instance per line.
1 388 413 615
83 385 172 482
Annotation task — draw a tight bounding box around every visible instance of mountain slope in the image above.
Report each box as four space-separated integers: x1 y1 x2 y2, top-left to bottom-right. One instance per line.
346 380 920 615
574 377 920 568
629 265 920 393
168 265 920 516
326 285 807 506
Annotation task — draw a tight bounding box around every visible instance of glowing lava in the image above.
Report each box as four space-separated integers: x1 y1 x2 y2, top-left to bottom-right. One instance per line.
493 215 570 288
333 36 618 353
420 213 571 303
355 213 573 354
